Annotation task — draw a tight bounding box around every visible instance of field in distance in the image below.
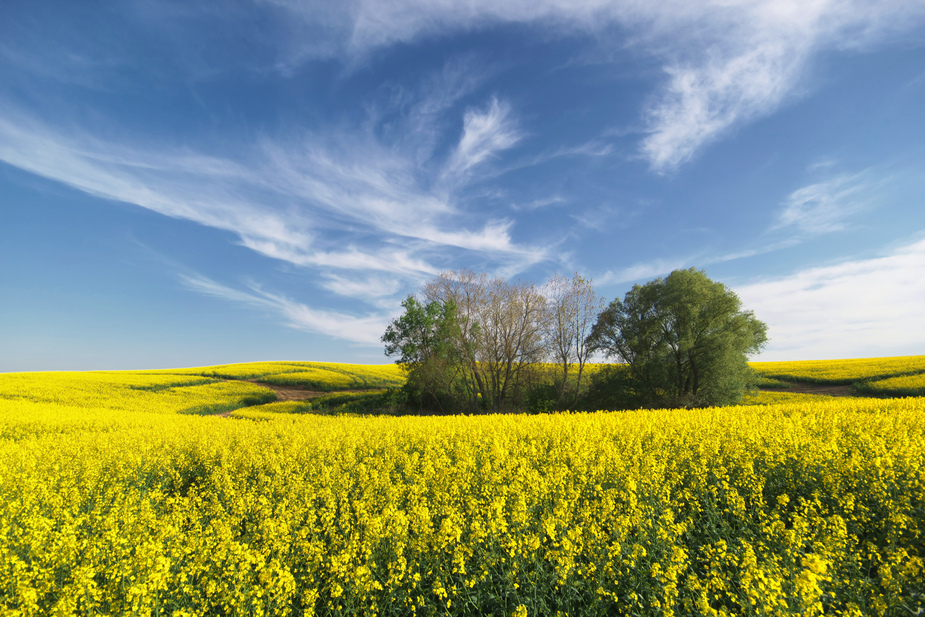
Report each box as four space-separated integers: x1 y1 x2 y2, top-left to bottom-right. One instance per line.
1 355 924 615
750 354 925 397
152 361 406 391
3 355 924 420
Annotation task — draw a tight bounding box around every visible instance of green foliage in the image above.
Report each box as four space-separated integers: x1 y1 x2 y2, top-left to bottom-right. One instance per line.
754 375 793 389
524 383 558 413
384 269 768 414
589 268 768 409
256 390 407 415
583 364 641 410
382 296 473 413
233 390 408 416
307 389 407 414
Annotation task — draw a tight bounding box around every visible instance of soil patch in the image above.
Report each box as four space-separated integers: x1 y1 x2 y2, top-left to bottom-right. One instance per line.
212 379 372 417
243 380 337 401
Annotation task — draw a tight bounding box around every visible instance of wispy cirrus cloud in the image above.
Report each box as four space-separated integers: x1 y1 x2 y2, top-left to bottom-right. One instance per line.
10 1 922 198
640 41 805 172
597 257 691 286
0 110 315 257
179 274 389 345
267 0 925 172
636 0 925 172
444 97 522 180
320 274 402 307
510 195 568 212
0 56 547 292
257 113 530 258
775 169 885 235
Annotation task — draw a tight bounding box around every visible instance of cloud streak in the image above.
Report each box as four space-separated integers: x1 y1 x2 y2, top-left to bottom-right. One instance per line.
636 0 925 172
445 98 522 179
736 237 925 360
640 42 804 172
0 111 317 260
594 234 925 362
597 257 691 286
0 72 548 292
9 1 923 188
180 274 389 345
775 170 884 235
268 0 925 172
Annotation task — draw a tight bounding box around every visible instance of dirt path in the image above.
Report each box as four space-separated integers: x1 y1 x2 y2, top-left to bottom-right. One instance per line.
759 382 855 397
242 380 334 401
213 378 862 418
213 380 371 417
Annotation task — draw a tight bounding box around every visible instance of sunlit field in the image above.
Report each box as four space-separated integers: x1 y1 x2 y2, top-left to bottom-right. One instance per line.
854 372 925 397
153 362 406 391
1 359 923 616
0 371 276 416
750 355 925 387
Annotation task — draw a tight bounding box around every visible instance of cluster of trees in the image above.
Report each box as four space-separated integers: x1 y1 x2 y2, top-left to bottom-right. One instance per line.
383 268 768 413
382 270 602 413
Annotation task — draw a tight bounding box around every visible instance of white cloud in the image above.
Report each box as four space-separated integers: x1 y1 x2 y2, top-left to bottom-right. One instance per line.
576 0 910 172
511 196 567 212
399 53 496 164
320 274 402 305
736 236 925 361
638 0 925 172
342 0 610 56
269 0 925 172
598 257 690 285
640 41 805 172
595 236 806 288
259 131 536 258
179 274 389 345
775 170 882 234
0 111 318 264
594 235 925 361
0 70 548 285
444 98 522 180
571 204 622 230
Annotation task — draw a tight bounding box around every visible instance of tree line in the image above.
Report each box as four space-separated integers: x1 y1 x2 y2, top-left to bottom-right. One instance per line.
383 268 768 414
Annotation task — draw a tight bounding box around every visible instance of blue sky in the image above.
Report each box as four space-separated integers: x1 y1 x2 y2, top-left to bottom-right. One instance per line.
2 0 924 371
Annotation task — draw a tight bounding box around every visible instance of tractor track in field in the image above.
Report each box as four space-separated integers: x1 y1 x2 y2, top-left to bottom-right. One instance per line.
242 379 340 401
214 379 865 418
214 379 372 417
760 382 856 397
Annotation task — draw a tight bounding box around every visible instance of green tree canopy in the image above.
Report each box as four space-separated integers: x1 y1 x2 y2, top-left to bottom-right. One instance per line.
588 268 768 408
381 296 467 413
384 270 550 414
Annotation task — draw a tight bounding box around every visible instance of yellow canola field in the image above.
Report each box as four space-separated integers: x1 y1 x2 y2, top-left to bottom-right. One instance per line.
739 390 860 406
0 371 276 416
1 392 924 616
750 355 925 385
154 362 406 391
259 365 405 391
856 372 925 397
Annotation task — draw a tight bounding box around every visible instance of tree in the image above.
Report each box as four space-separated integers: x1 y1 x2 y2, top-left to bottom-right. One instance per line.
588 268 768 408
381 296 466 413
424 269 548 412
543 272 604 408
